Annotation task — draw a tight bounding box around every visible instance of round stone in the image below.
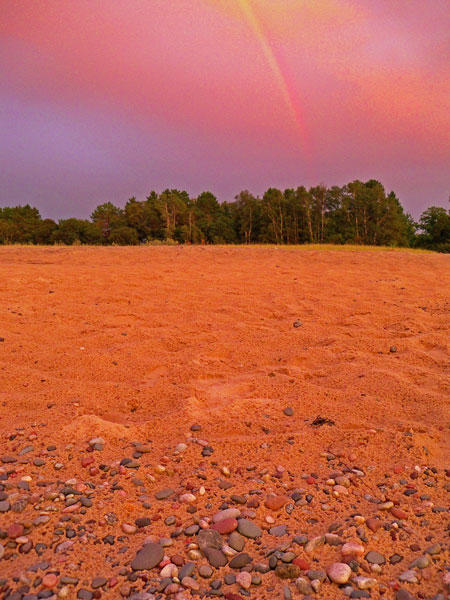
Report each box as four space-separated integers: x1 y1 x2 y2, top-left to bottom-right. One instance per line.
198 565 213 578
211 518 238 534
42 574 58 588
365 551 386 565
91 577 107 589
237 519 262 539
236 571 252 589
327 563 352 584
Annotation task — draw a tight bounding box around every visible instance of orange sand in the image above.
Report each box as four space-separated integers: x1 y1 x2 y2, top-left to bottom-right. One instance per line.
0 246 449 598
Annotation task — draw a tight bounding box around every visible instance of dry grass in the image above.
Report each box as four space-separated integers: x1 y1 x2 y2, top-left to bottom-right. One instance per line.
216 243 435 253
0 243 434 253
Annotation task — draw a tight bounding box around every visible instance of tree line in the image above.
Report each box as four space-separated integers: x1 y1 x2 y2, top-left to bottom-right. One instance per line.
0 180 448 251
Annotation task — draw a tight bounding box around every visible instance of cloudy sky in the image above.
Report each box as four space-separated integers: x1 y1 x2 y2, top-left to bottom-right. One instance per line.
1 0 449 218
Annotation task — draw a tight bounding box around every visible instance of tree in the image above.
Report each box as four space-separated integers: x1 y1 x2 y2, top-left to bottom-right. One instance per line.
34 219 57 244
51 219 102 245
109 226 139 245
91 202 124 243
0 205 41 243
262 188 287 244
416 206 450 252
234 190 259 243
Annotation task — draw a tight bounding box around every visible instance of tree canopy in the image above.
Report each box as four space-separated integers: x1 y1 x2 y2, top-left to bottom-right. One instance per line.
0 182 448 251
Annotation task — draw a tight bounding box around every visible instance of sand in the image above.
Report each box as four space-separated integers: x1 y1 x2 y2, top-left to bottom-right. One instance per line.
0 246 449 599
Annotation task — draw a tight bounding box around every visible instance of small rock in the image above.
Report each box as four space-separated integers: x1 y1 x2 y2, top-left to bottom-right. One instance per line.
409 555 429 569
265 495 289 510
181 577 200 590
305 535 325 554
229 553 252 569
236 571 252 589
131 543 164 571
276 564 301 579
365 551 385 565
237 519 262 539
327 563 352 584
295 577 313 594
42 573 58 588
204 547 228 567
197 528 223 552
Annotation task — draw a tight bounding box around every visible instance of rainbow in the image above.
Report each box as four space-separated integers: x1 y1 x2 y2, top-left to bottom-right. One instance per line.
237 0 311 155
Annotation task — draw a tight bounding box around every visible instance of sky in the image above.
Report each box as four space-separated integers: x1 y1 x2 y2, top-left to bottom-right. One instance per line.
1 0 449 219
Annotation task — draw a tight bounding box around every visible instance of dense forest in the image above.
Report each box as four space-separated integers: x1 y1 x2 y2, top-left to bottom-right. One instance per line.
0 180 449 251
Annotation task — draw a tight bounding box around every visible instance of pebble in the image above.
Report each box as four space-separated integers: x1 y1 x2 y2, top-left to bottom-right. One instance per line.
396 590 417 600
391 507 408 519
351 591 370 599
181 576 199 590
305 535 325 553
399 570 418 583
198 564 213 578
425 543 441 555
237 519 262 539
122 523 137 534
131 543 164 570
236 571 252 589
264 495 288 510
229 531 245 552
155 488 174 500
211 517 238 534
92 576 107 588
365 550 385 565
327 562 352 584
204 547 228 567
342 541 365 558
213 508 241 523
276 564 301 579
42 573 58 588
295 577 313 594
353 576 377 589
197 528 223 551
179 563 195 579
365 518 379 532
409 555 429 569
229 553 252 569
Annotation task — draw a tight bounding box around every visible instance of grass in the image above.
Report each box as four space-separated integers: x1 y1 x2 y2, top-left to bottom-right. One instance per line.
0 243 435 253
215 243 435 253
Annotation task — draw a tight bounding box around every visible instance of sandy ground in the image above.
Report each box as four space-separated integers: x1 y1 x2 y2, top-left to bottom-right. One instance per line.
0 246 449 600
